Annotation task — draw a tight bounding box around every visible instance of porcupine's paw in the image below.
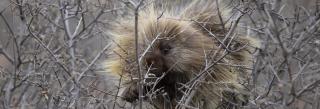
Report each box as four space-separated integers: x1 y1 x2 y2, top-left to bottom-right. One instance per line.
121 84 139 102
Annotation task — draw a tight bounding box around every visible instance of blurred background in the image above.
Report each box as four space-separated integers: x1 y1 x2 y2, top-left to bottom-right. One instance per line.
0 0 319 109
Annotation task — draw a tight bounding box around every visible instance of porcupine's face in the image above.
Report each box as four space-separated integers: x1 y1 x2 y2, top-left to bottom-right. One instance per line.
141 19 214 78
113 19 216 103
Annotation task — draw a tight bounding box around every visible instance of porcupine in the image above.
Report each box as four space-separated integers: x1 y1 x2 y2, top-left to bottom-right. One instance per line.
105 0 259 108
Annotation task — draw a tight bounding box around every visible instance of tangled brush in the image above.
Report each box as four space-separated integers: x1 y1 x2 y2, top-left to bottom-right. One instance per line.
105 0 260 108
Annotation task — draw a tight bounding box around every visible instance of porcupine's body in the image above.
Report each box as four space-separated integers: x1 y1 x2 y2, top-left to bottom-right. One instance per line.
105 0 259 109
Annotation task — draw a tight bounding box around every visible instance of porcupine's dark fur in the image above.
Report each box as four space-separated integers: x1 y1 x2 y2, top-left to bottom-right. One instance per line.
105 0 260 108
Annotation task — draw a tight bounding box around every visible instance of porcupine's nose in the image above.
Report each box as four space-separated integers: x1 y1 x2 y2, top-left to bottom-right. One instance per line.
144 49 165 76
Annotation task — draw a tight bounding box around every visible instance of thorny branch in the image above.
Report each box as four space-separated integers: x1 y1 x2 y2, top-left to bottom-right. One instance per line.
134 0 145 108
0 0 320 109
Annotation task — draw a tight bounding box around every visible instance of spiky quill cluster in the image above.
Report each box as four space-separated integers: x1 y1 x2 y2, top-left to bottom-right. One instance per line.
105 0 259 108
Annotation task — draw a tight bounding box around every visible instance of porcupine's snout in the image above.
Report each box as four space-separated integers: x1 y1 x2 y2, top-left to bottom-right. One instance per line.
144 48 168 77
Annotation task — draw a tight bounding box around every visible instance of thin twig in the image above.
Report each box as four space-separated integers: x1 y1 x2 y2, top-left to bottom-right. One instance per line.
134 0 145 108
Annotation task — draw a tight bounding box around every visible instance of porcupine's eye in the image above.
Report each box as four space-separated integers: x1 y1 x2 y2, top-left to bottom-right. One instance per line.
160 45 172 55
